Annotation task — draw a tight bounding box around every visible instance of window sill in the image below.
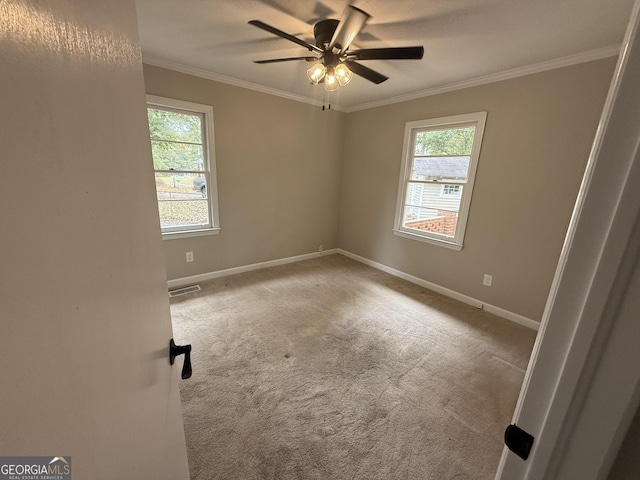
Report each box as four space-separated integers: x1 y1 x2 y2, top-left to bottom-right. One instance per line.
162 227 221 240
392 228 463 251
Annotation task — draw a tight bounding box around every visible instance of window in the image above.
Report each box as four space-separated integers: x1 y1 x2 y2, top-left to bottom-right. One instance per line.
441 184 462 197
146 95 220 238
393 112 487 250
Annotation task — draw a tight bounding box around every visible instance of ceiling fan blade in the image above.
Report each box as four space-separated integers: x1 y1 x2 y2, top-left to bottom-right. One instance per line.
254 56 318 64
347 46 424 61
248 20 323 55
329 5 370 53
346 61 388 84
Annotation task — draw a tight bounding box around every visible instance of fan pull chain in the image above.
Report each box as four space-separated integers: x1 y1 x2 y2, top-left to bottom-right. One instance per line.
322 90 331 111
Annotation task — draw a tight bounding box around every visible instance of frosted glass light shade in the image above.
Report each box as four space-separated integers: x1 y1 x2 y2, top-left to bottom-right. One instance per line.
307 63 326 84
334 63 353 86
324 72 339 91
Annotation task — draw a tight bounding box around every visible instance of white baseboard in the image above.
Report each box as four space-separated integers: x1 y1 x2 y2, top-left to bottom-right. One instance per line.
338 249 540 331
167 248 539 331
167 249 340 290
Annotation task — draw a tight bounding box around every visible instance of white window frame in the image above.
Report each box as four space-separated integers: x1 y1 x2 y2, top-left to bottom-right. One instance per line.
146 95 221 240
393 112 487 250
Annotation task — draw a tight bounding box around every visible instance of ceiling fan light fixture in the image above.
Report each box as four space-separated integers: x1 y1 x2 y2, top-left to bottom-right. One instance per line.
250 6 424 91
307 63 326 85
335 63 353 86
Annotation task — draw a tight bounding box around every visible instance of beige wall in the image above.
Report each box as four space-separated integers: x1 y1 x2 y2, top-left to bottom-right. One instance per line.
339 57 616 321
143 65 346 280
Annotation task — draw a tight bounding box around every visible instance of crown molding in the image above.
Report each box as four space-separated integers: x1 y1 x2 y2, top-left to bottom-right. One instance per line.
143 45 620 113
345 45 621 112
142 55 347 111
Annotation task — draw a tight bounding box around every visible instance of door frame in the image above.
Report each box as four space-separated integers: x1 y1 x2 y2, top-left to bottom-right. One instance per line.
496 1 640 478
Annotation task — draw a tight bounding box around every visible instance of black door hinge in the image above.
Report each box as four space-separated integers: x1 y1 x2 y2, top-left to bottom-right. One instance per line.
505 424 535 460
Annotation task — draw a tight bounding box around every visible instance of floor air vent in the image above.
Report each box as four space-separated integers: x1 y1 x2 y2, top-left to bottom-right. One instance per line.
169 285 201 298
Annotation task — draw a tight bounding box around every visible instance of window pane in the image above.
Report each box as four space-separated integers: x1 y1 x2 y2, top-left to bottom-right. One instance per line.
151 140 204 171
410 156 470 181
414 126 475 156
405 182 462 212
155 172 207 200
147 108 202 144
405 182 424 207
157 199 210 229
403 206 459 238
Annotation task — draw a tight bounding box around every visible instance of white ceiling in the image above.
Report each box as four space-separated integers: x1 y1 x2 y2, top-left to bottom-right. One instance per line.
134 0 635 111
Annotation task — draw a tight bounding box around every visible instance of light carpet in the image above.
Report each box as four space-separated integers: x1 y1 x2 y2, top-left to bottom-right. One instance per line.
170 254 536 480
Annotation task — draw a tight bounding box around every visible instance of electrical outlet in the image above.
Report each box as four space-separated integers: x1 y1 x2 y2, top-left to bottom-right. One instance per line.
483 274 493 287
186 251 194 263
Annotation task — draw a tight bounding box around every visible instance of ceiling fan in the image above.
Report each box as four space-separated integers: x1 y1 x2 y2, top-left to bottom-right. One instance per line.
249 5 424 91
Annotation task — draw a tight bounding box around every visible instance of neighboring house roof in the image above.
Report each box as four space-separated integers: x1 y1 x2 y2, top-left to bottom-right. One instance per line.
413 156 469 180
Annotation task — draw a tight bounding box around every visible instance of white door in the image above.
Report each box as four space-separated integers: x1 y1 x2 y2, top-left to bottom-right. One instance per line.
496 1 640 478
0 1 189 479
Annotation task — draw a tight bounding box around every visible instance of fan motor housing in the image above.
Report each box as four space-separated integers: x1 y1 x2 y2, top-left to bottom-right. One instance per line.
314 19 339 48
